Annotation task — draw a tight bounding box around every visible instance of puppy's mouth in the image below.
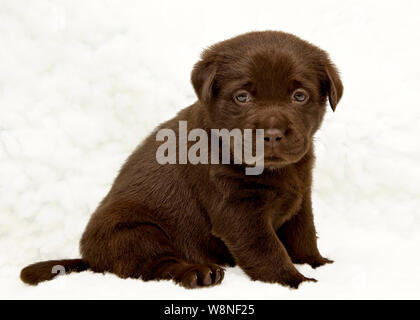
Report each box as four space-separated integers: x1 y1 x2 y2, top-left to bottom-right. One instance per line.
261 150 286 165
263 147 306 167
264 155 282 162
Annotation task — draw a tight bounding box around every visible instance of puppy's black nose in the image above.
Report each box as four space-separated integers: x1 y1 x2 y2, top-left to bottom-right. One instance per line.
264 128 284 145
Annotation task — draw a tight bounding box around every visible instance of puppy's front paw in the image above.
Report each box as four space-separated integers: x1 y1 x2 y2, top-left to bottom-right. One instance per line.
292 255 334 269
282 271 317 289
309 257 334 269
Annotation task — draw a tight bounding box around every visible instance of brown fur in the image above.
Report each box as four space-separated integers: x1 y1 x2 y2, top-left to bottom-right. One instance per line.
20 31 343 289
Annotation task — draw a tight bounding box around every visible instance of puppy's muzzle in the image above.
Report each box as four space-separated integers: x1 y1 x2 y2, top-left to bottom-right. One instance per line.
260 115 290 149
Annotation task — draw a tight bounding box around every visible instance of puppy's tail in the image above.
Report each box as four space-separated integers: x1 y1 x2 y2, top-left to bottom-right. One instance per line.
20 259 90 285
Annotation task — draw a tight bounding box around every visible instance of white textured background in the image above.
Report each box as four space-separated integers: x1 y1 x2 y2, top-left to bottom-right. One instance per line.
1 0 420 299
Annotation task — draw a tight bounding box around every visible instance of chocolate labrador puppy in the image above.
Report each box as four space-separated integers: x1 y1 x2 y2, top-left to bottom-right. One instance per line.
21 31 343 289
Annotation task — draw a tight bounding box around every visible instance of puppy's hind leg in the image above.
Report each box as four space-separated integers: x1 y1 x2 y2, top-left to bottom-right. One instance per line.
150 255 225 289
81 222 224 289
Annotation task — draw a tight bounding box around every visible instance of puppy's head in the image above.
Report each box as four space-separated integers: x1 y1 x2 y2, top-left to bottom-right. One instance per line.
191 31 343 169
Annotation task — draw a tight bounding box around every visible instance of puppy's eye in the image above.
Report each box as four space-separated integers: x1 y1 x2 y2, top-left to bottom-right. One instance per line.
292 90 308 103
235 91 251 104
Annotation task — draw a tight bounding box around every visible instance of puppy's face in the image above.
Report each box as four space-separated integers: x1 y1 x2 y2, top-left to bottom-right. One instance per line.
192 31 343 169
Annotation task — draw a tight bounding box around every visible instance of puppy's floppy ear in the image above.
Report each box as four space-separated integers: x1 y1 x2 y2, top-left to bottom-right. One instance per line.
324 62 343 112
191 58 217 105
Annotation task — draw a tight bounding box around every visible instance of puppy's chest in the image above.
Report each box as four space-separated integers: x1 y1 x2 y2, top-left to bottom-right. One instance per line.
264 182 304 231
